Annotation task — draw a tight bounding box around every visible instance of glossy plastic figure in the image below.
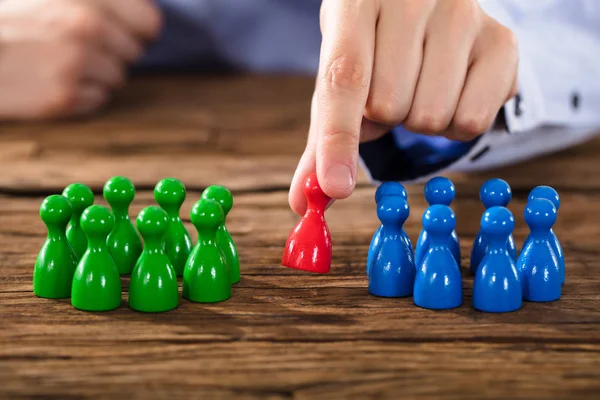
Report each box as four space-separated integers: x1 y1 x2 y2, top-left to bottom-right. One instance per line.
154 178 192 277
472 206 522 313
526 186 564 285
517 198 561 302
104 176 143 274
33 195 79 299
282 173 332 274
183 198 231 303
201 185 240 284
413 205 462 310
415 177 460 268
71 205 122 311
62 183 94 260
366 181 413 277
129 206 179 312
369 197 415 297
470 179 517 274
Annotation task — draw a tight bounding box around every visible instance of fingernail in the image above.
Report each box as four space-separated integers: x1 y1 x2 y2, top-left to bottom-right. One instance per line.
325 164 353 191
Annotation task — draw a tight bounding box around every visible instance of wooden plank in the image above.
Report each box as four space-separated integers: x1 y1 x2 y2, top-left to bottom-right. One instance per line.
2 286 600 341
1 339 599 399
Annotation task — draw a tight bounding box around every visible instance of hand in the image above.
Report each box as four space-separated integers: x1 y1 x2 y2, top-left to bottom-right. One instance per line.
0 0 161 119
289 0 518 215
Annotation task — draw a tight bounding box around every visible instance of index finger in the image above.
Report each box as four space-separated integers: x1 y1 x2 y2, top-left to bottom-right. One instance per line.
315 0 377 199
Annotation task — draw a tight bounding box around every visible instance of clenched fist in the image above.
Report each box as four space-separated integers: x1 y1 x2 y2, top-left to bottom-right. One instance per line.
289 0 519 215
0 0 161 119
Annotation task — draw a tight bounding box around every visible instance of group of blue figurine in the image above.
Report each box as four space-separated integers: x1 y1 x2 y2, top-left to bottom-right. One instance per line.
366 177 564 313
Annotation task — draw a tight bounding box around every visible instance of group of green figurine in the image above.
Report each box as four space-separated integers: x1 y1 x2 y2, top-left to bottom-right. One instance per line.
32 176 241 313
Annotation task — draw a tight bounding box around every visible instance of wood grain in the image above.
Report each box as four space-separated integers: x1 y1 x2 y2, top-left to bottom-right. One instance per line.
0 75 599 400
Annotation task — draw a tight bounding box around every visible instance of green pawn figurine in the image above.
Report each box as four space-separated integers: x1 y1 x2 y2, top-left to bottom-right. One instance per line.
183 198 231 303
71 205 122 311
129 206 179 312
154 178 192 277
33 195 79 299
62 183 94 260
103 177 142 274
201 185 240 284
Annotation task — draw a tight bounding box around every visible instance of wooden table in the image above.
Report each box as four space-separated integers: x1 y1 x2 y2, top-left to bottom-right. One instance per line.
1 76 599 400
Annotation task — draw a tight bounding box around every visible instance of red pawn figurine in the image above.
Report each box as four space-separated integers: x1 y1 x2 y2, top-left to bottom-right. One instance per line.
282 173 332 274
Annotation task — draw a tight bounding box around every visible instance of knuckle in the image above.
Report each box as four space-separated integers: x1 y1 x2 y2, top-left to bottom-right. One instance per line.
459 0 480 22
365 93 409 126
454 112 492 138
61 5 103 39
145 5 163 38
495 24 518 52
55 43 86 79
487 22 519 61
323 55 369 92
38 84 77 118
120 39 144 63
443 0 481 35
322 129 359 147
405 108 451 134
102 59 126 88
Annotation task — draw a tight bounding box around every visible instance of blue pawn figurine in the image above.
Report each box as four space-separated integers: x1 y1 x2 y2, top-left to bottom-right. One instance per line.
526 186 565 285
472 206 522 313
366 182 413 276
368 197 415 298
470 179 517 275
415 177 460 269
517 198 561 302
413 205 462 309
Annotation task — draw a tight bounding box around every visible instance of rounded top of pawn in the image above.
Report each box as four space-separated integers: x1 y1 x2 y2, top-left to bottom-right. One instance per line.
376 197 409 226
80 205 114 237
303 173 331 208
481 206 515 237
190 198 224 232
422 204 456 235
480 178 512 208
424 177 455 206
201 185 233 216
154 178 186 210
529 185 560 210
524 198 557 230
375 181 407 204
136 206 168 238
40 195 73 227
103 176 135 207
62 183 94 215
